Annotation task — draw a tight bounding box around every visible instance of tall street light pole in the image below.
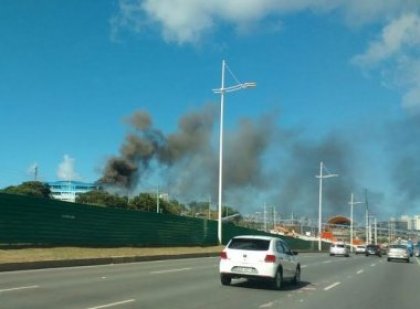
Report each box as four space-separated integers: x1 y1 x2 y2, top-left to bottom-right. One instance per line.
316 161 338 252
349 193 364 252
213 60 256 245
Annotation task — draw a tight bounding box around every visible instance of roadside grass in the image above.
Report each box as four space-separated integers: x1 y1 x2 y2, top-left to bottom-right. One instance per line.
0 246 223 263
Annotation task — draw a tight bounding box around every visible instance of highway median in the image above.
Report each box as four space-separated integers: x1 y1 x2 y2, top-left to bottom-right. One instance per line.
0 246 223 272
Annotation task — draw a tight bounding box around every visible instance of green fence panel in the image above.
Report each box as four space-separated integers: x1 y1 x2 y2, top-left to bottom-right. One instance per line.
0 193 218 246
0 193 316 250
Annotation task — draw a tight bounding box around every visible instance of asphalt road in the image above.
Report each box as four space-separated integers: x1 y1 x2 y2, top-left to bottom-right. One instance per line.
1 253 419 309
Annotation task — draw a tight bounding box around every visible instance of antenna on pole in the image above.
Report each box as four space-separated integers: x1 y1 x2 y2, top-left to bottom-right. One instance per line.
30 163 38 181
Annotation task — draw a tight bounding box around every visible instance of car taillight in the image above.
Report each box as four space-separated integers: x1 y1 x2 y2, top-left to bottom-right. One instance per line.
264 254 276 263
220 251 228 259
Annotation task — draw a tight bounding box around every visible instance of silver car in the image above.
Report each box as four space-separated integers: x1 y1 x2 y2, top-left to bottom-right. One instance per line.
387 244 410 263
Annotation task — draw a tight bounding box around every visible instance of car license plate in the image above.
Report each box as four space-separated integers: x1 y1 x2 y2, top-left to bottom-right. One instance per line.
233 266 254 274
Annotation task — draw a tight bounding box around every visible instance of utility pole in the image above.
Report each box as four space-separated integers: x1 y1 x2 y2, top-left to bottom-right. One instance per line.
374 217 377 245
263 203 267 232
34 164 38 181
365 189 369 245
273 206 276 230
349 193 364 252
156 185 160 213
208 196 211 220
316 161 338 251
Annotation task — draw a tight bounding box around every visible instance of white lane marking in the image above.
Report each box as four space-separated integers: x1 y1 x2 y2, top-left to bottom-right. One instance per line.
324 282 341 291
0 285 39 293
150 267 191 274
322 260 332 264
259 301 274 308
301 265 308 268
86 299 135 309
370 263 376 267
357 269 364 274
415 257 420 265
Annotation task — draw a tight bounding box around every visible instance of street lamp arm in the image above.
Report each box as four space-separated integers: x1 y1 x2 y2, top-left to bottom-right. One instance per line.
316 174 339 179
213 82 256 94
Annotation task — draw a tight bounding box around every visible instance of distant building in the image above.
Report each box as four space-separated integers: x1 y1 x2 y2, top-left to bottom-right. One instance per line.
47 181 99 202
398 215 420 231
414 216 420 231
400 215 413 230
388 218 409 231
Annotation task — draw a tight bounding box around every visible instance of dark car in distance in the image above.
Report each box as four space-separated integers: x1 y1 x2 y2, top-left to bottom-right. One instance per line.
365 244 382 257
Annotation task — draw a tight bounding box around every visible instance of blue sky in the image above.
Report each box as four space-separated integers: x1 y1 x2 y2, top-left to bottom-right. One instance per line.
1 0 420 220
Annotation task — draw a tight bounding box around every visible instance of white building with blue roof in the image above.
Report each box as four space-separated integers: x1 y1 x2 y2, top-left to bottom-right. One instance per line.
47 180 99 202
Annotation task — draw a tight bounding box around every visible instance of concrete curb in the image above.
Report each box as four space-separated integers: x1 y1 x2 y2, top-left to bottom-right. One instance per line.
0 252 220 272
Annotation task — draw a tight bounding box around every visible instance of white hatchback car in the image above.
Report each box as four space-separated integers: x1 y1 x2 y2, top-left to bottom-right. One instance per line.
219 235 301 290
354 245 366 255
329 242 350 257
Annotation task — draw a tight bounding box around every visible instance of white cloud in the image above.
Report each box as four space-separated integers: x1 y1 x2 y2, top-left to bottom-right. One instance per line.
110 1 420 112
111 0 340 44
339 0 419 26
352 14 420 67
57 155 81 181
110 0 419 44
400 58 420 114
110 0 145 42
352 13 420 114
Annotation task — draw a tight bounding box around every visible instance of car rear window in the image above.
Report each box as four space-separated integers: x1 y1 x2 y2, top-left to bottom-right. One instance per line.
389 245 407 249
228 238 270 251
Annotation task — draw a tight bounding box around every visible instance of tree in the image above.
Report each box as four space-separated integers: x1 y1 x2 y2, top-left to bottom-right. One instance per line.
165 199 187 215
76 190 128 208
128 193 156 212
222 206 239 217
1 181 51 198
128 193 187 215
188 201 210 217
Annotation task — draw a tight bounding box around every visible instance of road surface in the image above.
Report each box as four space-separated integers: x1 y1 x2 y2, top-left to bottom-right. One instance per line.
1 253 419 308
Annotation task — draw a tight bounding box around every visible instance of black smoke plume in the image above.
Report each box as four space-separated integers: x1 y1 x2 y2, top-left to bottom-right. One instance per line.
99 103 361 218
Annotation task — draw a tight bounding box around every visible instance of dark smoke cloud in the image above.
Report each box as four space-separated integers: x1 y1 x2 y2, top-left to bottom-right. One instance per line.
99 104 218 190
223 116 274 190
388 114 420 208
266 133 358 219
100 111 164 189
99 103 363 219
159 103 217 164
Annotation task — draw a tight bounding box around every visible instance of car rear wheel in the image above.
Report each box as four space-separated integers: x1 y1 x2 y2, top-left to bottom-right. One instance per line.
220 274 231 286
272 269 283 290
292 267 301 285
